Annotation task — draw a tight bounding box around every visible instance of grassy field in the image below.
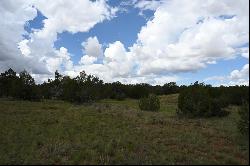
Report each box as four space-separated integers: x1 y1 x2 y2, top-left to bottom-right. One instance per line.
0 94 249 164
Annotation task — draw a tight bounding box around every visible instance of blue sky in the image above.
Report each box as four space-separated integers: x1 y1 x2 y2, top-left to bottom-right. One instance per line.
0 0 249 86
25 3 151 64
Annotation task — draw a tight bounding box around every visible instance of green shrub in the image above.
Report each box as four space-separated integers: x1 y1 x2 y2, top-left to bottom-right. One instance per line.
177 86 229 118
178 87 209 117
209 99 230 117
238 102 249 135
139 94 160 112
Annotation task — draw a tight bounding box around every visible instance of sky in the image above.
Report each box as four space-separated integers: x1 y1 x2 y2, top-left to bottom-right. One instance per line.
0 0 249 86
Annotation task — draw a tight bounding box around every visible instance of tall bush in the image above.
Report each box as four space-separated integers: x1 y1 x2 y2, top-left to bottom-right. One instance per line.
139 94 160 112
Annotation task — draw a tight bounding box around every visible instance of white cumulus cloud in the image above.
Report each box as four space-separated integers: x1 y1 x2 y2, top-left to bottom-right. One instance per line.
130 0 249 75
0 0 249 86
0 0 117 81
82 36 103 58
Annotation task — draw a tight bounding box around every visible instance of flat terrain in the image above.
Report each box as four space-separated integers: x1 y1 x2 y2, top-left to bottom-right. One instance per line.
0 94 249 164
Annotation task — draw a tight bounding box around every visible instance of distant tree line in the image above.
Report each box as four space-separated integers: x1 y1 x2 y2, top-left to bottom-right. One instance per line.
0 68 181 102
0 68 249 106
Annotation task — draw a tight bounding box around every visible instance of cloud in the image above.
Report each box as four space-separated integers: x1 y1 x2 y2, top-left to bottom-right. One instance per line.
18 39 31 57
240 47 249 59
33 0 116 37
79 36 102 65
134 0 164 12
204 76 227 82
120 0 164 17
104 41 126 62
130 0 249 75
79 55 97 65
0 0 37 65
121 0 163 11
228 64 249 86
74 41 134 81
115 0 249 84
204 64 249 86
230 64 249 81
0 0 117 80
103 41 134 77
26 0 117 75
82 36 103 58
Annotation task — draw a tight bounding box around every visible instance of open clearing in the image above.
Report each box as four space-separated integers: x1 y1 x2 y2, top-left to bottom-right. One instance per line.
0 94 249 164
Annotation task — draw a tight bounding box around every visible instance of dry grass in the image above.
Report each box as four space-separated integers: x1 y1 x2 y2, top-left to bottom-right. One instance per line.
0 96 248 164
